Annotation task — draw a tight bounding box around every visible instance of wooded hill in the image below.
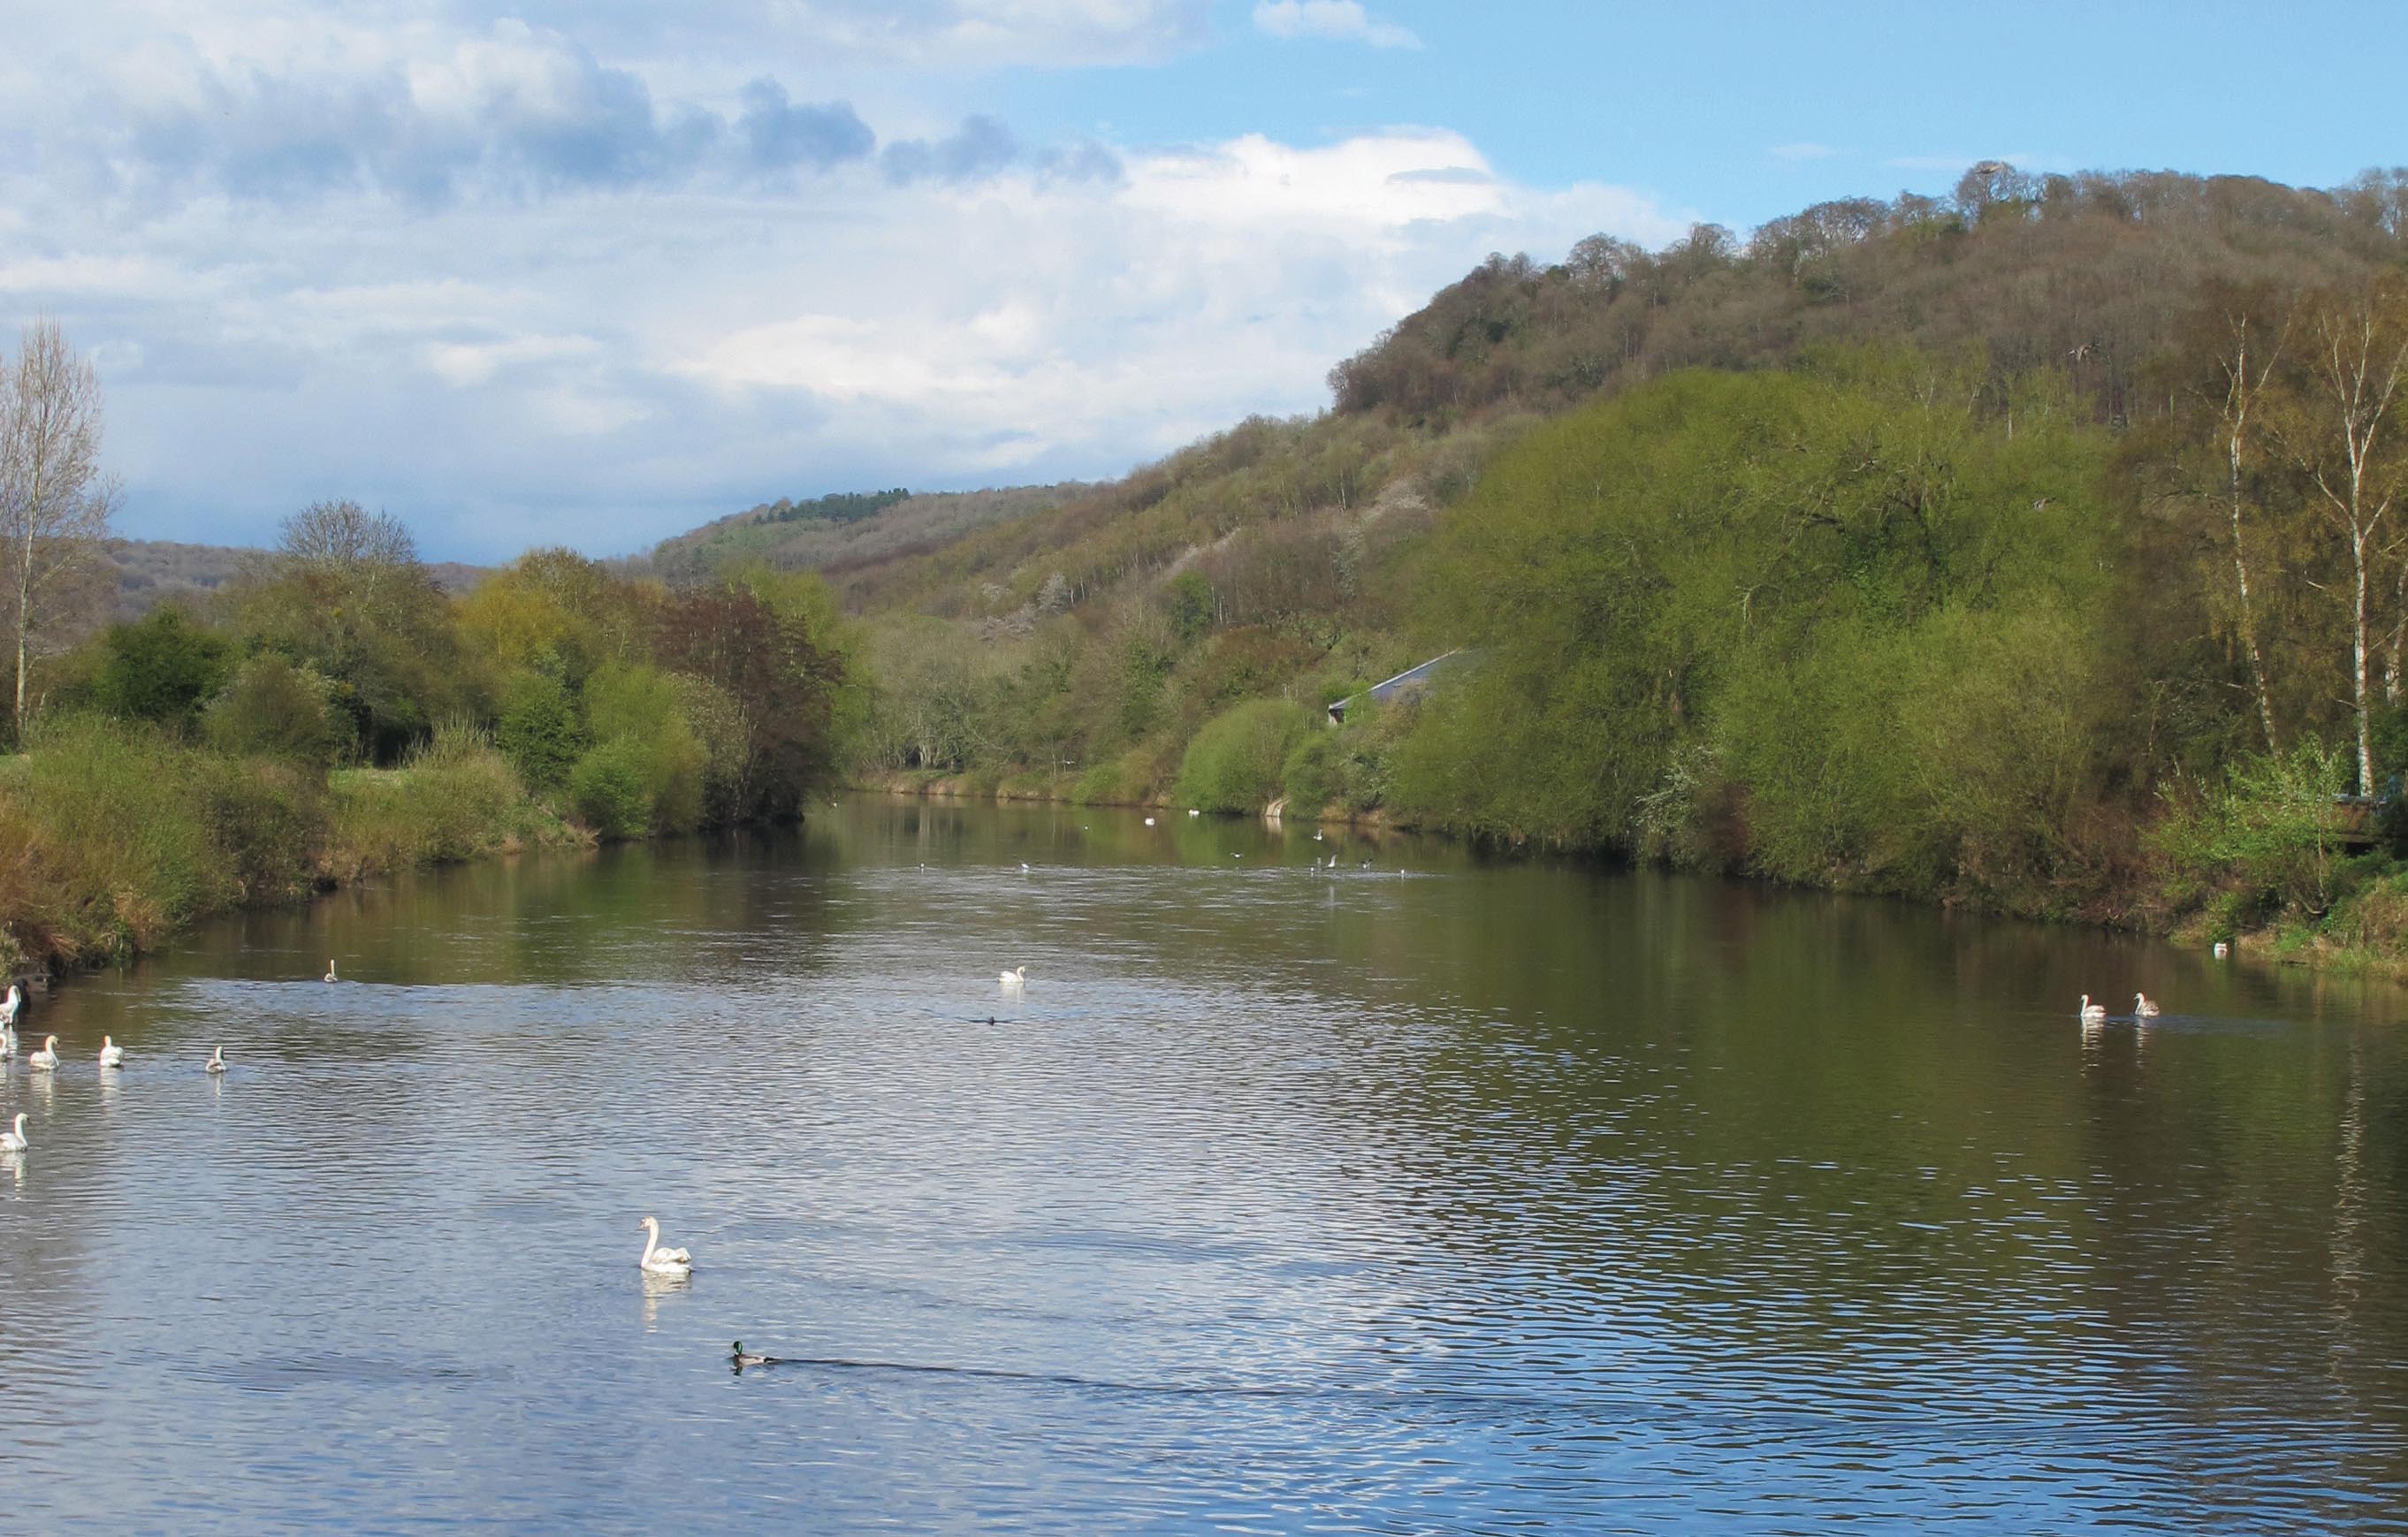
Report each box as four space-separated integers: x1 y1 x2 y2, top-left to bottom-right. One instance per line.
819 164 2408 952
636 483 1081 584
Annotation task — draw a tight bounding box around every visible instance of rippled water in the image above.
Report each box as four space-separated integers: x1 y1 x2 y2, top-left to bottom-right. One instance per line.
4 796 2405 1532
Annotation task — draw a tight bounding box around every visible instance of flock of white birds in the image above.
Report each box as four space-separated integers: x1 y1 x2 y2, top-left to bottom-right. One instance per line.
0 974 700 1280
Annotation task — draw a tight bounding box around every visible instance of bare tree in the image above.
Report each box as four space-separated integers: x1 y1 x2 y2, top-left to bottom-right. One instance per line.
0 321 119 737
2192 291 2290 751
2271 280 2408 794
277 498 417 578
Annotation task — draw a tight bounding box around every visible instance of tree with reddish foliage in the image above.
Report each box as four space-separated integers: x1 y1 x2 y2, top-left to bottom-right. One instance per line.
649 582 842 820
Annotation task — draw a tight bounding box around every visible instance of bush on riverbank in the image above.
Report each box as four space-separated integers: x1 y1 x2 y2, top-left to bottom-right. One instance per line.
0 716 590 973
1174 699 1312 812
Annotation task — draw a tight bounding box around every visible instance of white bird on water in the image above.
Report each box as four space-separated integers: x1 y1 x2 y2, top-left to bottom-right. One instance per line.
1144 816 1155 826
323 961 339 983
2078 995 2107 1023
999 965 1026 989
1 981 20 1027
29 1035 58 1070
2134 993 2162 1018
1 1113 27 1153
636 1216 692 1276
205 1046 227 1075
98 1036 125 1069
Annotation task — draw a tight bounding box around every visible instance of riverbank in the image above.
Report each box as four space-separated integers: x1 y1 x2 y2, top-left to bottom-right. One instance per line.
856 771 2408 983
0 717 591 985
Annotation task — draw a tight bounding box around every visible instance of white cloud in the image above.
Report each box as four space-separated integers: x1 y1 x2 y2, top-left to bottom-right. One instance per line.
0 4 1688 561
1251 1 1421 50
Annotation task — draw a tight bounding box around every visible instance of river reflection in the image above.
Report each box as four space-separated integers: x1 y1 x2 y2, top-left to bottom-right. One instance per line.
1 795 2404 1532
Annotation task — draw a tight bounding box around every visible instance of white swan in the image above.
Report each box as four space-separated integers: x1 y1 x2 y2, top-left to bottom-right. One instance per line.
2134 993 2161 1018
323 961 339 983
637 1216 692 1275
98 1035 125 1069
1313 830 1323 841
205 1045 227 1074
2078 995 2106 1023
1 981 19 1027
29 1035 59 1070
1 1113 27 1153
1187 808 1199 817
999 965 1026 988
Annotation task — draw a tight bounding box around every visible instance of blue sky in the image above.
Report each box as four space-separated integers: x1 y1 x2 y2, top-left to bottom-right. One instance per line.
1 1 2400 562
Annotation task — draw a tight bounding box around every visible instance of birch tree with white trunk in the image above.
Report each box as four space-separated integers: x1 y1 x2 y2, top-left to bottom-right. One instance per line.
0 320 118 739
2270 281 2408 795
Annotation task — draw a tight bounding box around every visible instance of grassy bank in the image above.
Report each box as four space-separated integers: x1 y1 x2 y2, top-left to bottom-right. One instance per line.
0 717 588 980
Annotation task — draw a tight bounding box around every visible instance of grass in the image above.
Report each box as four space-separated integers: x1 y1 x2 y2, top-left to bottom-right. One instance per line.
1 714 588 977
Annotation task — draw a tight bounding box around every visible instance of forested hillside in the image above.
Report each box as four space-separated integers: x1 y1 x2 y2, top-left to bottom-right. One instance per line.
638 483 1080 584
829 164 2408 958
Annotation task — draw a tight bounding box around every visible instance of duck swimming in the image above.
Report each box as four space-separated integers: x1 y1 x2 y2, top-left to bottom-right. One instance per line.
731 1342 778 1368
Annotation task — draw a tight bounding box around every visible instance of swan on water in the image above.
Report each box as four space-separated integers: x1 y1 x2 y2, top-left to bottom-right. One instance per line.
999 965 1026 988
1 1113 27 1153
637 1216 692 1275
324 961 339 983
206 1046 227 1074
1144 816 1155 826
98 1036 125 1069
30 1035 59 1070
2078 995 2107 1023
2 982 19 1027
1188 809 1199 817
1314 830 1323 841
2134 993 2162 1018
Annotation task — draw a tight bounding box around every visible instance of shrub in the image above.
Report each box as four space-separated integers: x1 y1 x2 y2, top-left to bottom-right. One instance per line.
1071 746 1159 805
583 663 707 833
1175 698 1310 812
495 670 587 791
569 737 653 839
324 725 534 876
204 654 348 766
1280 728 1342 817
92 608 230 727
2153 740 2354 926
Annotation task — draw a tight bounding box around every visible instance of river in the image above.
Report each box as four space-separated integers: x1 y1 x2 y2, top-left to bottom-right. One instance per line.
3 796 2404 1532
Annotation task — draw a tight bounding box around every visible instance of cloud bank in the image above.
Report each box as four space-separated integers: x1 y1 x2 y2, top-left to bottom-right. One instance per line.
0 3 1686 560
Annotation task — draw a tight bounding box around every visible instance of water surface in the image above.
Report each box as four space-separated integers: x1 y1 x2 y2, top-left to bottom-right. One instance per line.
4 797 2404 1532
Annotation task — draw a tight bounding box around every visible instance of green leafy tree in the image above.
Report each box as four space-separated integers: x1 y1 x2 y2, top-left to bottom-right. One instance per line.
93 607 229 727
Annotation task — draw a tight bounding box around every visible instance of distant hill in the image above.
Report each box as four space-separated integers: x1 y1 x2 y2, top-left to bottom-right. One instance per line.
106 538 484 620
636 484 1080 584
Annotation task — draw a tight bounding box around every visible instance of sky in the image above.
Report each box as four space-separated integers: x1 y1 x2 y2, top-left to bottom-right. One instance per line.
3 1 2404 562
